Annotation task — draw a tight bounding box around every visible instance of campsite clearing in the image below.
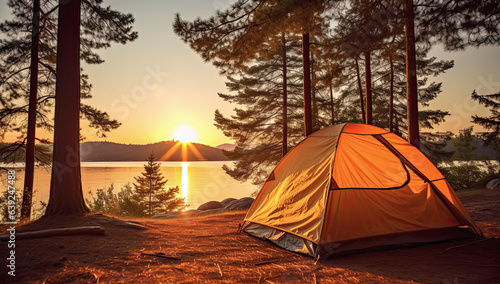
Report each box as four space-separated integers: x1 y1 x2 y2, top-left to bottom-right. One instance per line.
1 189 499 283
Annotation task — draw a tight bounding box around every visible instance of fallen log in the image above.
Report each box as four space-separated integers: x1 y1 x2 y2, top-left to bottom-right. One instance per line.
0 226 105 241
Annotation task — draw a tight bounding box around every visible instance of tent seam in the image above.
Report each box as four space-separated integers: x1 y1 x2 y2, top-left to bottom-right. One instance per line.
372 134 482 236
316 123 349 259
241 125 332 229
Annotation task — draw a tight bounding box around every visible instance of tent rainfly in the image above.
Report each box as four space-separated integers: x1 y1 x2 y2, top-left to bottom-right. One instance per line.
241 123 482 259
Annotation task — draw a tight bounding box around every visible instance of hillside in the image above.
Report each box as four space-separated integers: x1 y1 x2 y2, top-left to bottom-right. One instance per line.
80 141 230 161
215 143 236 151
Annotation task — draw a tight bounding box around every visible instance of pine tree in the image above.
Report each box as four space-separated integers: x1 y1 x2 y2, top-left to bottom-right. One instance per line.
442 127 486 190
0 0 137 144
329 1 454 158
134 153 186 216
45 0 87 216
20 0 41 220
215 37 304 185
471 91 500 153
416 0 500 51
411 0 500 147
0 0 137 218
451 127 484 161
175 0 500 185
174 0 333 138
405 0 419 148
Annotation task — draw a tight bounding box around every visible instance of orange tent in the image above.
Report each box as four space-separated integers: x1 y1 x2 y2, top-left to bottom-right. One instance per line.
241 123 482 259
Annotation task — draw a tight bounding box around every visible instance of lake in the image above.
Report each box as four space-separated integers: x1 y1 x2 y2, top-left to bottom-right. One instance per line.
2 161 258 211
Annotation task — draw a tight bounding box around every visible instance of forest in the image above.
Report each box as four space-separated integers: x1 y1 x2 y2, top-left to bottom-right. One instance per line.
173 0 500 186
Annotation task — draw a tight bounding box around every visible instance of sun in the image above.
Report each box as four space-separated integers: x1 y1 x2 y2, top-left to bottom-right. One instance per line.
172 125 197 143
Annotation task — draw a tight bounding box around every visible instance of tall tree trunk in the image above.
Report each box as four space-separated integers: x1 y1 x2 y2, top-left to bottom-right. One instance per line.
45 0 88 216
329 83 334 125
395 110 400 135
311 50 318 131
21 0 40 221
281 33 288 157
405 0 420 148
389 54 394 132
355 57 366 124
364 50 372 125
302 32 312 136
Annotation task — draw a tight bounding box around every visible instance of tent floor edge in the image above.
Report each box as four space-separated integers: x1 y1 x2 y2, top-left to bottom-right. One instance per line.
242 222 317 257
316 226 478 259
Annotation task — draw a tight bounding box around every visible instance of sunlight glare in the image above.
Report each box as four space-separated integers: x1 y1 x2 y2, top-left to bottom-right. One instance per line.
172 125 197 143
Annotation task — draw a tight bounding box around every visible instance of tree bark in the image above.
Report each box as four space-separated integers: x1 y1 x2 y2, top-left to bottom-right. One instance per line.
355 57 365 124
302 32 312 136
405 0 420 148
311 49 317 131
21 0 40 221
329 83 334 125
389 54 394 132
364 50 372 125
281 33 288 157
45 0 88 216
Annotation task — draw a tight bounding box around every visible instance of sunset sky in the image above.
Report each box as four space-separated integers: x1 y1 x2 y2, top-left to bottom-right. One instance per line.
1 0 499 147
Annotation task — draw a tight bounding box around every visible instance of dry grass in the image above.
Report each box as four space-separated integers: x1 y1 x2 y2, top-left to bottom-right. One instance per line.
1 191 500 283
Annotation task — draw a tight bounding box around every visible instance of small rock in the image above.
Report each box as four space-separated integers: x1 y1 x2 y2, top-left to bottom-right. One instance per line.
199 208 226 215
225 197 254 210
239 197 255 203
197 201 223 210
221 198 237 207
486 178 500 190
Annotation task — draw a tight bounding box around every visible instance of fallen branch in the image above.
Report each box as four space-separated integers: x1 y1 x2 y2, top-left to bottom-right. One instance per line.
0 226 105 241
443 237 493 253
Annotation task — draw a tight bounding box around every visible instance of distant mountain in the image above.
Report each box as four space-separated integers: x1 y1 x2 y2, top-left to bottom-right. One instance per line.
215 143 236 152
80 141 230 162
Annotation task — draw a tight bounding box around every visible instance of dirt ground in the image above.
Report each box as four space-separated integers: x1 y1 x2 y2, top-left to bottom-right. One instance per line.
1 190 499 284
